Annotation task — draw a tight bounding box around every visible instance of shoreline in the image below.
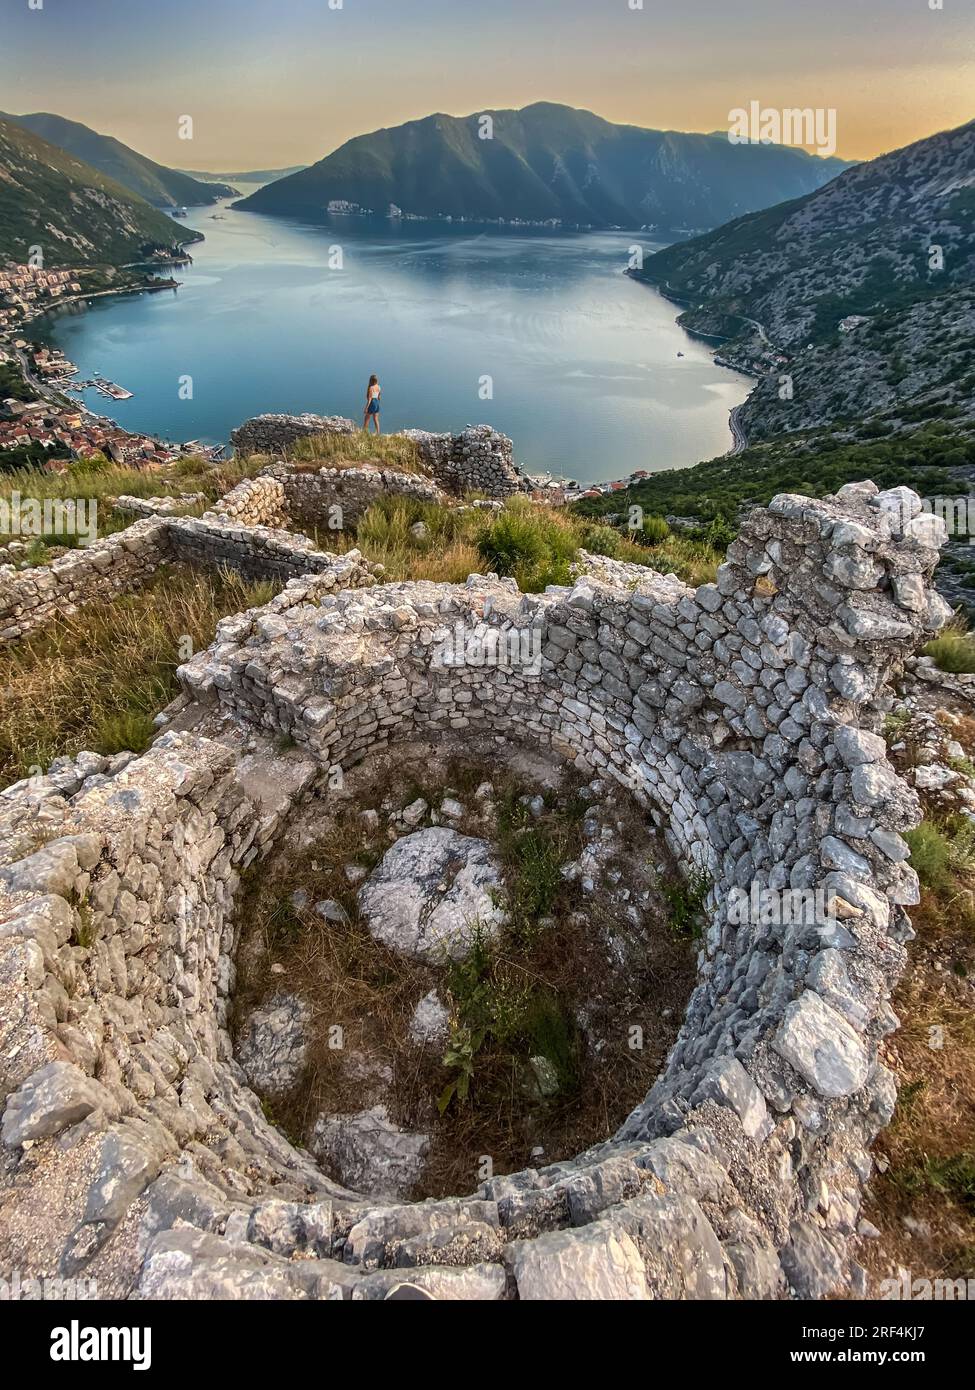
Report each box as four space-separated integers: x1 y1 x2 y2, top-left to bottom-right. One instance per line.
26 274 182 330
24 231 755 481
625 266 760 460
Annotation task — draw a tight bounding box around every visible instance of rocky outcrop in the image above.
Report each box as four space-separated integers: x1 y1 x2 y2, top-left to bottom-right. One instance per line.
357 828 506 962
230 414 524 499
0 478 952 1300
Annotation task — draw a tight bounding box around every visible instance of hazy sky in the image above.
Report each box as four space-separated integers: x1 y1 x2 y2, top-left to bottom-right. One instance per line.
3 0 972 169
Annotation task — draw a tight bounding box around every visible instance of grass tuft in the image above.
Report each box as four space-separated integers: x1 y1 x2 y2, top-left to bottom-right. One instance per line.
924 620 975 675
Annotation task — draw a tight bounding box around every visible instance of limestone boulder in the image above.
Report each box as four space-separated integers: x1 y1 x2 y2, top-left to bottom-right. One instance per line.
358 828 506 962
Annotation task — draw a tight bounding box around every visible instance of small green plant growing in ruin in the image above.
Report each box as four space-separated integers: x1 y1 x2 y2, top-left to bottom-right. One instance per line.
494 786 575 942
437 923 531 1110
69 891 96 950
883 708 912 740
906 816 975 891
437 1024 483 1113
890 1149 975 1211
664 868 711 939
263 893 304 948
950 753 975 780
522 991 580 1096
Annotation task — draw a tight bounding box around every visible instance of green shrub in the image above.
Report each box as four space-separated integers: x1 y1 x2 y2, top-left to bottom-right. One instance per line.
476 500 578 592
905 821 952 889
580 522 623 557
924 623 975 675
641 514 671 544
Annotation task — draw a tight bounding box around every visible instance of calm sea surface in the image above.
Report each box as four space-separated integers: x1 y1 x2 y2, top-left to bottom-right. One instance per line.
38 187 750 483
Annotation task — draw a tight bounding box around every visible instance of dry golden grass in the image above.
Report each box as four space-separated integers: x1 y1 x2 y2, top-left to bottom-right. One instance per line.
0 455 267 550
288 431 425 474
0 565 278 784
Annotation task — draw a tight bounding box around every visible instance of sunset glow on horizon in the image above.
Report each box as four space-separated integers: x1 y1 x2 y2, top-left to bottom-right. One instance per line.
3 0 972 170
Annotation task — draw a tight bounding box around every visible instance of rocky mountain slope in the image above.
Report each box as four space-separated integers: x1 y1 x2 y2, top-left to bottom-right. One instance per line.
737 286 975 441
636 117 974 346
1 112 235 207
0 118 197 267
236 101 849 230
632 118 975 439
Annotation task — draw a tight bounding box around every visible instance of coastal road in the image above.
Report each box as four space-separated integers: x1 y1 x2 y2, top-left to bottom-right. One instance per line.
742 315 770 347
12 346 70 406
728 404 749 455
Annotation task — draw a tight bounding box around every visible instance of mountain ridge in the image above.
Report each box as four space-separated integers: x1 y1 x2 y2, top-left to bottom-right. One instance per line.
0 112 235 208
0 117 199 267
236 101 851 230
634 117 975 343
631 116 975 441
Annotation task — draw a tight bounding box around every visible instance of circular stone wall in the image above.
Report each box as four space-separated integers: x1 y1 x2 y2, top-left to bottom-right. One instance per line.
0 482 950 1299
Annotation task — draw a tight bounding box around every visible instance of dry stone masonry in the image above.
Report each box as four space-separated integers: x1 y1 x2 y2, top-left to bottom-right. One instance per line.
1 416 519 649
0 474 953 1300
212 463 446 533
0 507 381 648
0 516 172 647
230 414 525 498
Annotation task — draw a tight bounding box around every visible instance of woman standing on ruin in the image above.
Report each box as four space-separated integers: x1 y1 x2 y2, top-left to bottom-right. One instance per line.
363 374 381 434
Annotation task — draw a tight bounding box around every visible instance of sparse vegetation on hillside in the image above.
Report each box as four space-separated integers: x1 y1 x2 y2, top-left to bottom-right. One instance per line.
635 117 975 349
572 425 969 531
859 711 975 1287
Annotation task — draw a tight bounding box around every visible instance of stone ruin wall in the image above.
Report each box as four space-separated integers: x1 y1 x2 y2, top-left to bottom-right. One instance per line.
212 465 446 534
229 413 525 499
0 477 954 1300
0 517 173 648
0 506 381 649
0 414 516 649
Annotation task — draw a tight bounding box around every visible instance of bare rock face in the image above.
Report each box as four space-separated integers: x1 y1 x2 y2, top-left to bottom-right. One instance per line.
311 1105 429 1199
357 828 506 962
236 994 311 1097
